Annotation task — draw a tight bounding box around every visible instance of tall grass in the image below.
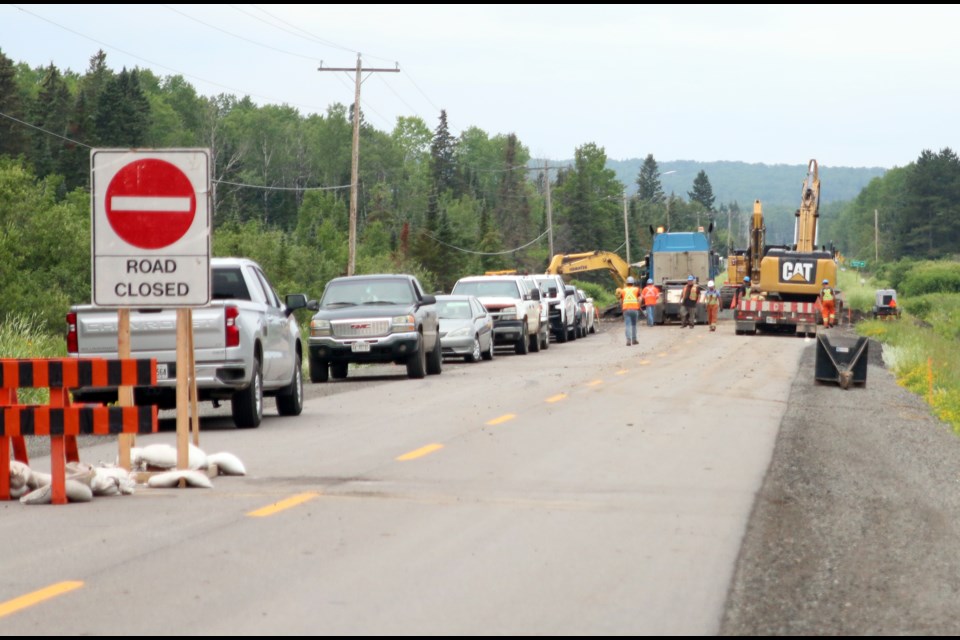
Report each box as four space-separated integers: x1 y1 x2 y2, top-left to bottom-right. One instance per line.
0 312 67 403
857 293 960 433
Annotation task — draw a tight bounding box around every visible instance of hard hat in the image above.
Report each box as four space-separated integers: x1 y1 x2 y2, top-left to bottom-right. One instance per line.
823 279 829 284
687 275 694 281
744 276 750 282
647 279 653 285
707 280 715 288
626 276 635 284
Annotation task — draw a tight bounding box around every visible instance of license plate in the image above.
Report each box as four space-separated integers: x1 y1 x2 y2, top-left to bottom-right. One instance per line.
351 341 371 353
156 363 169 380
765 316 777 324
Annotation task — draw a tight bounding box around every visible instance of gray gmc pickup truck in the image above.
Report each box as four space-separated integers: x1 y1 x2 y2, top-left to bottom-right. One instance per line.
66 257 310 429
307 273 442 381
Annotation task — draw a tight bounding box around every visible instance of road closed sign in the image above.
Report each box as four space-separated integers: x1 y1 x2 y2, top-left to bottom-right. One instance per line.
91 149 211 307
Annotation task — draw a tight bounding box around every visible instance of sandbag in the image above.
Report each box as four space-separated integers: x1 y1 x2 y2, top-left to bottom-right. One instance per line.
147 470 213 489
207 452 247 476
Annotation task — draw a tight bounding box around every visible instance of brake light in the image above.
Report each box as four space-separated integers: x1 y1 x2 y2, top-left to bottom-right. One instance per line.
225 305 240 347
66 311 78 354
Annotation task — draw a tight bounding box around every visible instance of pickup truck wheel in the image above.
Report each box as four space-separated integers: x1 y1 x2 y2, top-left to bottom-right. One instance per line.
540 327 550 350
529 331 541 352
465 336 481 363
331 361 348 379
406 335 427 379
232 356 263 429
309 359 329 383
557 324 568 343
426 339 443 375
515 324 529 355
276 354 304 416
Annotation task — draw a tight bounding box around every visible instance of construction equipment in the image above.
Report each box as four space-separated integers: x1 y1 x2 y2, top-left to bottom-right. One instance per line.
815 333 868 389
721 200 765 307
643 224 721 324
545 251 643 317
735 159 839 336
872 289 901 320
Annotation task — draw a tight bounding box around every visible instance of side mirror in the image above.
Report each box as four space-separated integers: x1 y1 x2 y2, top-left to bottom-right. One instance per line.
420 293 437 305
530 289 541 301
284 293 313 316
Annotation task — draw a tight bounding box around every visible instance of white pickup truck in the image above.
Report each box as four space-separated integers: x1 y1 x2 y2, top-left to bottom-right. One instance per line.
65 257 311 429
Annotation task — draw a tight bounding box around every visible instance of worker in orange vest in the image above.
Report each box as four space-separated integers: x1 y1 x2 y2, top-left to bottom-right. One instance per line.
640 278 660 327
818 279 837 328
617 276 642 346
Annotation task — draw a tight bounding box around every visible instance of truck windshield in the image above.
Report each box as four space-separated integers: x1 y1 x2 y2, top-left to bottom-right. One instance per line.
321 279 415 308
452 280 520 299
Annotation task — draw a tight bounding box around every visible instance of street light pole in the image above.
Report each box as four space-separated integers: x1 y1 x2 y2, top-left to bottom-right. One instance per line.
622 191 630 265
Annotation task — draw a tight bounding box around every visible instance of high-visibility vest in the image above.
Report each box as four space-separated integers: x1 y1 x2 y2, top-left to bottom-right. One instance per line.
621 286 640 310
821 287 834 302
641 285 659 306
704 290 720 306
684 284 700 302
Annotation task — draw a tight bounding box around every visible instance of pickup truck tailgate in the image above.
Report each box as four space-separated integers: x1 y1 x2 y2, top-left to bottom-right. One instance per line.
74 306 227 359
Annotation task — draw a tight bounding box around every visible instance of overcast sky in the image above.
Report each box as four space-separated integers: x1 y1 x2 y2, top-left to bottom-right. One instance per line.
3 4 957 169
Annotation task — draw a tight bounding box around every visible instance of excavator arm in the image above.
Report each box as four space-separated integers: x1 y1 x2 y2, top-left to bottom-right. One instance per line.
546 251 634 289
795 159 820 252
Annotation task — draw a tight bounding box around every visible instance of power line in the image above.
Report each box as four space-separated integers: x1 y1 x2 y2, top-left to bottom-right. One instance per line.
424 227 551 256
11 4 328 113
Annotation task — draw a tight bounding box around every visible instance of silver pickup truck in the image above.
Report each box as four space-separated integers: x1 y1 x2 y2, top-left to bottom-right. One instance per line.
66 257 311 428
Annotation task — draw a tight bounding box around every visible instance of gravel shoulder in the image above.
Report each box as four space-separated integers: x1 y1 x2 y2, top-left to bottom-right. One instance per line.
720 325 960 635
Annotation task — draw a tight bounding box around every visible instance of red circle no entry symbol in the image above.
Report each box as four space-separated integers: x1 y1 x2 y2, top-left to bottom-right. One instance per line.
105 158 197 250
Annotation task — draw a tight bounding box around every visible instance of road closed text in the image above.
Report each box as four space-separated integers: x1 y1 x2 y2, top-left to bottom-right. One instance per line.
94 256 210 306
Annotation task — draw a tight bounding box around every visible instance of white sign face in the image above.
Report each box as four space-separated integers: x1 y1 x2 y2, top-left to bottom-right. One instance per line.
91 149 211 307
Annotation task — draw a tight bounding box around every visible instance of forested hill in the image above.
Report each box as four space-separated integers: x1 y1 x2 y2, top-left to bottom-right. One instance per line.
601 159 887 208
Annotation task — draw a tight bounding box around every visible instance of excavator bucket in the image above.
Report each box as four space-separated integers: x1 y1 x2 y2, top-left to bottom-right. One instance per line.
814 333 868 389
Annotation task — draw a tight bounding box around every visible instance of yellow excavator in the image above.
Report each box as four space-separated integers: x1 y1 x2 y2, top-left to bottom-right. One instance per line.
734 159 839 336
545 251 644 317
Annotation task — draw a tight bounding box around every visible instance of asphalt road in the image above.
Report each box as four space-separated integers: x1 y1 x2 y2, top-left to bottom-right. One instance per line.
6 316 960 634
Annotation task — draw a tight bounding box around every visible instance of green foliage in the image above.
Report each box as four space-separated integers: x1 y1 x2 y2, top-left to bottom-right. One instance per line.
0 160 90 334
898 260 960 296
573 279 615 311
0 313 66 403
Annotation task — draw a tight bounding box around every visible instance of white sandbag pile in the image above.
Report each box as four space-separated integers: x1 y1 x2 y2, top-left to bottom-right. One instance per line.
8 443 247 503
13 460 138 505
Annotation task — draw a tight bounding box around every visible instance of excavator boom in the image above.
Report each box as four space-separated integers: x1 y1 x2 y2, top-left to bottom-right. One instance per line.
795 159 820 253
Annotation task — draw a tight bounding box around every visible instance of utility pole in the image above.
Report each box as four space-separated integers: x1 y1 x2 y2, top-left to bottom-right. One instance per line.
622 191 631 265
875 209 879 262
544 161 554 258
319 55 399 275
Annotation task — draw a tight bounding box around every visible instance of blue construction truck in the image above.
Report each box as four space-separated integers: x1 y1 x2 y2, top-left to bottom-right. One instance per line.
642 224 721 325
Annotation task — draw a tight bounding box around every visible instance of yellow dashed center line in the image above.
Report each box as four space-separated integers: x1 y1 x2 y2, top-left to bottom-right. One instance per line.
658 352 668 357
639 359 651 365
0 581 83 619
397 443 444 461
487 413 516 425
587 379 603 387
546 393 567 403
616 369 629 375
247 491 320 517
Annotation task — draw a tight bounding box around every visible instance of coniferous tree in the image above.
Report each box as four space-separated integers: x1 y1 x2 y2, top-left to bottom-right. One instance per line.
94 67 150 146
0 50 28 157
31 64 72 181
688 169 716 213
636 153 665 204
430 109 458 195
